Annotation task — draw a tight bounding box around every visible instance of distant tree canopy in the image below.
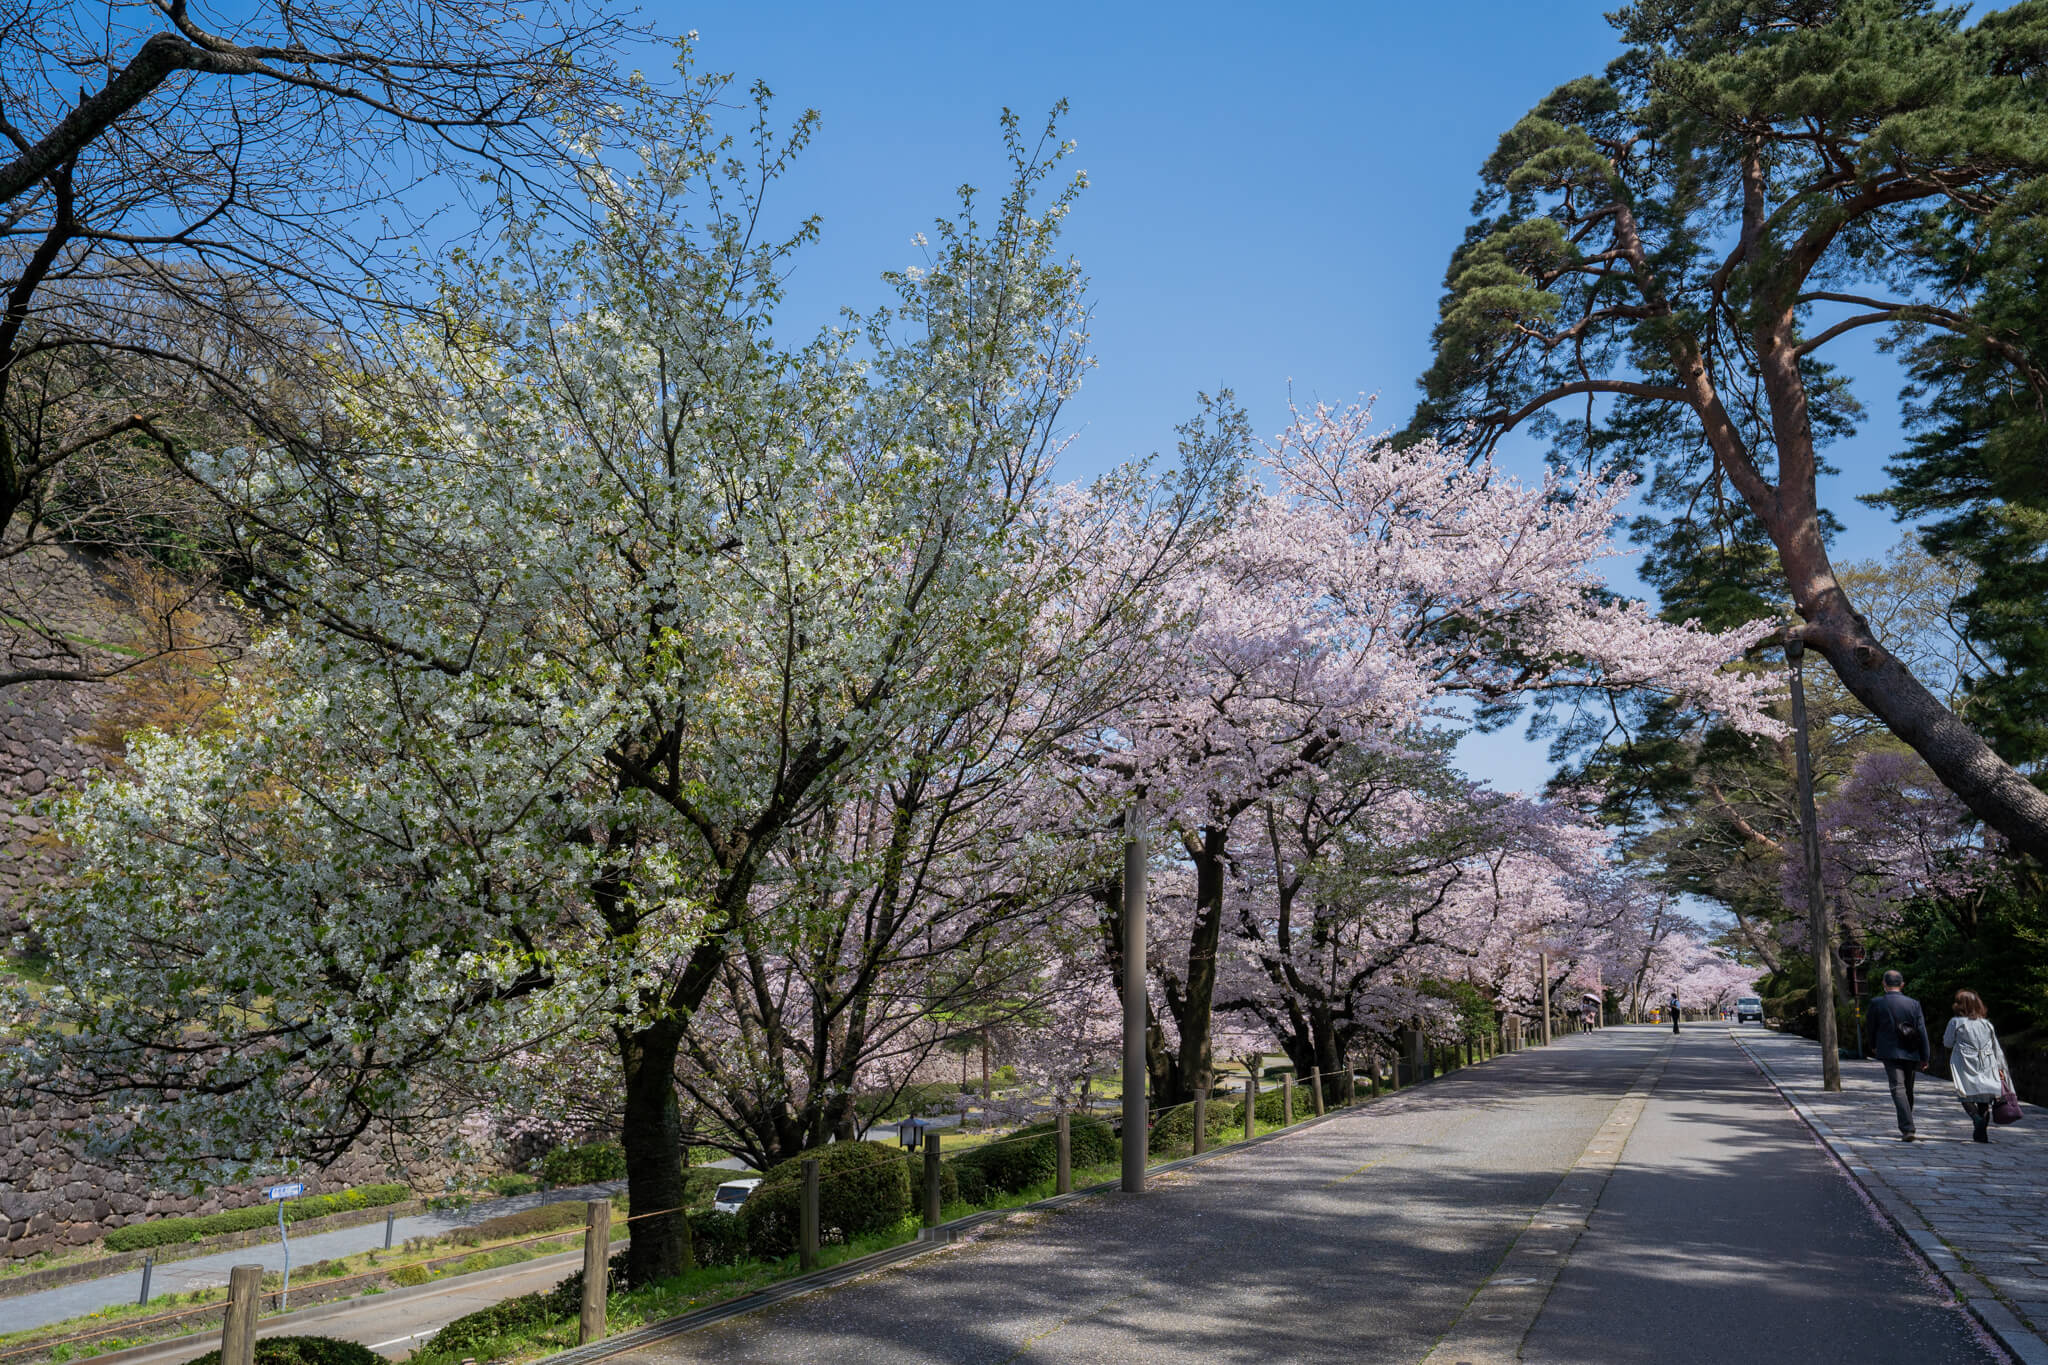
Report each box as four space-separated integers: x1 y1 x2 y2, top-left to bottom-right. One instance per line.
1410 0 2048 861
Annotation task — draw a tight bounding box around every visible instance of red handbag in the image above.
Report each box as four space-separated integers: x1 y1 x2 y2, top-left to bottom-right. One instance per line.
1993 1075 2023 1126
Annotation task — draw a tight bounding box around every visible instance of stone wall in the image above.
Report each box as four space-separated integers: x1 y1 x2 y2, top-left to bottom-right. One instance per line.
0 545 466 1261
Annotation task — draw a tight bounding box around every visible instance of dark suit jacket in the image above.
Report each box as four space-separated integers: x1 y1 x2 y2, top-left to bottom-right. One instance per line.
1865 991 1931 1063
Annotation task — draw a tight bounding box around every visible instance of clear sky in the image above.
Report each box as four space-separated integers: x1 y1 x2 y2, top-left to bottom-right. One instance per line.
662 0 1920 794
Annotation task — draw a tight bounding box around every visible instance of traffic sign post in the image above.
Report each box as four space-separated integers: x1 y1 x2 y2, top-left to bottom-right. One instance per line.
266 1183 303 1308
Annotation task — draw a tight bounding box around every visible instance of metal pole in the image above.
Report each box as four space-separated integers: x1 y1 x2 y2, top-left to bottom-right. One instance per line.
383 1210 395 1250
1243 1077 1256 1141
138 1254 153 1307
220 1265 261 1365
1121 805 1149 1194
923 1133 943 1229
1540 952 1553 1046
1055 1113 1072 1195
578 1199 609 1344
1787 639 1843 1092
799 1160 820 1271
276 1199 291 1310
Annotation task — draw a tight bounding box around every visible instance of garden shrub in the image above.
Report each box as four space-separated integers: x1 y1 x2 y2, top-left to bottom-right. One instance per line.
539 1140 626 1187
390 1264 431 1287
741 1142 908 1258
187 1338 379 1365
688 1210 748 1268
487 1173 541 1197
1147 1102 1239 1154
900 1149 959 1209
448 1199 587 1246
104 1184 411 1252
950 1116 1117 1196
418 1289 559 1356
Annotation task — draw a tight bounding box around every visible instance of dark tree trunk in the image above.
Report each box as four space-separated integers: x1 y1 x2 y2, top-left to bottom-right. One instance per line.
616 1021 692 1286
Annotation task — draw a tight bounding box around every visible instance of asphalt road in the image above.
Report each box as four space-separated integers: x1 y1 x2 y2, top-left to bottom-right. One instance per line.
599 1027 1996 1365
2 1183 621 1333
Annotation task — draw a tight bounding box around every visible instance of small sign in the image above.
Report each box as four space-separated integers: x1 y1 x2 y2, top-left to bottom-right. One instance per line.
266 1182 304 1201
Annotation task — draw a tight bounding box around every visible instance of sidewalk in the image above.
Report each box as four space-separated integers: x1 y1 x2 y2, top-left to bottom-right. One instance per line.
1735 1026 2048 1365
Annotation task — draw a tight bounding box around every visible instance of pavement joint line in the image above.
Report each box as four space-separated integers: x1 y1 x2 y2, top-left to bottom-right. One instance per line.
1730 1028 2047 1365
1421 1034 1677 1365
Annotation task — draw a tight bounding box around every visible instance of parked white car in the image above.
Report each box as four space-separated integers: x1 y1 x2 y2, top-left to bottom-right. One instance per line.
712 1177 761 1215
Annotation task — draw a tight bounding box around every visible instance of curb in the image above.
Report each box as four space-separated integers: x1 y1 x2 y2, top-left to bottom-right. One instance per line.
1732 1029 2048 1365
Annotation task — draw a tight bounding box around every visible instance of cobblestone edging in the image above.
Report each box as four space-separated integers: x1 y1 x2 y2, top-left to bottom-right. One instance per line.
0 1200 431 1302
1734 1029 2048 1365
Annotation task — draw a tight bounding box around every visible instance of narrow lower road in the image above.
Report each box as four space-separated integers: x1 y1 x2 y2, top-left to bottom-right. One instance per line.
2 1183 621 1333
599 1027 1994 1365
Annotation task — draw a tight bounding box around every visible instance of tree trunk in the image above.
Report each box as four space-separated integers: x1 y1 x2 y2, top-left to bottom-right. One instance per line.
616 1021 692 1286
1162 825 1228 1106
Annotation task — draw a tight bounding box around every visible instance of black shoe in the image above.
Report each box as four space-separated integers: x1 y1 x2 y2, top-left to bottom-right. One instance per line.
1974 1130 1990 1143
1901 1132 1917 1141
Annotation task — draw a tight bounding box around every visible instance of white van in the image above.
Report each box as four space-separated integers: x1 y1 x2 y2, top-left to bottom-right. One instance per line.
1735 995 1764 1024
712 1177 761 1214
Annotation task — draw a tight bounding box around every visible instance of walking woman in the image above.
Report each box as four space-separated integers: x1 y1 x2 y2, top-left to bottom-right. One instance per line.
1945 990 2011 1144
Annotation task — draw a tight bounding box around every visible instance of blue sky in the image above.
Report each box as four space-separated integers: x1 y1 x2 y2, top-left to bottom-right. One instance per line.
663 0 1921 794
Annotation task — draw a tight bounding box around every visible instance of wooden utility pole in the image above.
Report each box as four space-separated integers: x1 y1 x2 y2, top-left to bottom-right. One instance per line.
1787 640 1843 1091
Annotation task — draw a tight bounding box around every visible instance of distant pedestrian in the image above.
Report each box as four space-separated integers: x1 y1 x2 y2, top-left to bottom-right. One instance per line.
1864 970 1931 1141
1669 991 1681 1034
1944 989 2011 1144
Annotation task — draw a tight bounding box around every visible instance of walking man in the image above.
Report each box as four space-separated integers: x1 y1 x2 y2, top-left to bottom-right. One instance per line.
1669 991 1681 1034
1865 970 1932 1141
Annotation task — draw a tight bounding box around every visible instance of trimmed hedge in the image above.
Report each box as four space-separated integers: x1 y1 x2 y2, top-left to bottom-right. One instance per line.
951 1117 1117 1196
188 1339 379 1365
104 1184 410 1252
539 1140 626 1187
448 1199 588 1246
740 1142 908 1257
688 1210 748 1268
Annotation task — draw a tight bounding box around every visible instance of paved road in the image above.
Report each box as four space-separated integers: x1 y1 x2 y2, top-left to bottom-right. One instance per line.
1521 1028 1994 1362
2 1183 622 1332
599 1027 1995 1364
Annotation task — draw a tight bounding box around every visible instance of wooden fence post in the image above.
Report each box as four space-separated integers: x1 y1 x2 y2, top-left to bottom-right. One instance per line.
800 1159 820 1271
1056 1113 1072 1195
1310 1067 1326 1116
1192 1094 1208 1155
578 1199 609 1345
1282 1074 1294 1126
1243 1077 1256 1141
220 1264 261 1365
923 1132 943 1229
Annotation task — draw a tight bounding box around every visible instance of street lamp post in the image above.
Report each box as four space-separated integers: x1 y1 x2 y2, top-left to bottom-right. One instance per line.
1121 805 1148 1193
1787 637 1843 1092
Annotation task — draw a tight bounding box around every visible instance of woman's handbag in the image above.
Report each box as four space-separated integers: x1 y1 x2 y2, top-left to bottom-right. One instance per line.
1993 1075 2023 1126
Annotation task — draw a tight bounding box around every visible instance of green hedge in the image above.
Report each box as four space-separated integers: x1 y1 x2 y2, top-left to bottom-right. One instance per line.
539 1140 626 1187
105 1184 411 1252
951 1117 1118 1195
448 1199 588 1247
740 1142 908 1258
188 1338 378 1365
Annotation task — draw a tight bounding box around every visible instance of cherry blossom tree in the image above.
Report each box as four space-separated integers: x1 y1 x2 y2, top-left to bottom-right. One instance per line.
1094 401 1782 1104
8 108 1153 1286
